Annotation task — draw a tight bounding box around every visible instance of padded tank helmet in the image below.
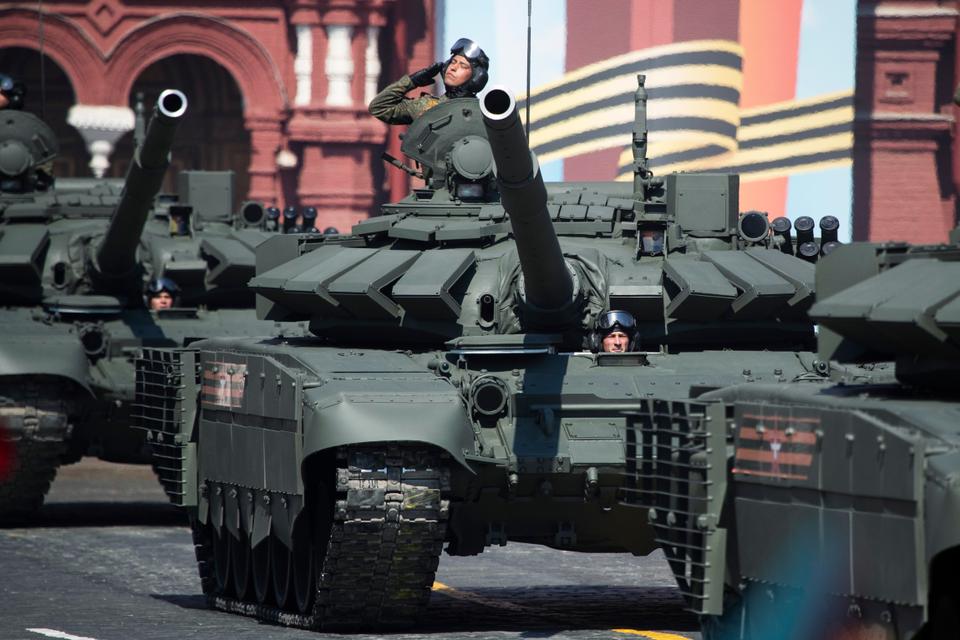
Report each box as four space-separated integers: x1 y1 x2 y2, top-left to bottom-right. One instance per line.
590 310 638 352
442 38 489 98
143 275 181 307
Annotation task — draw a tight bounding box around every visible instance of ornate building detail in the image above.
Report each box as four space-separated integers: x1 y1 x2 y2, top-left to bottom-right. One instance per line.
66 104 135 177
0 1 435 232
854 0 958 243
294 24 314 107
364 26 381 105
324 24 354 107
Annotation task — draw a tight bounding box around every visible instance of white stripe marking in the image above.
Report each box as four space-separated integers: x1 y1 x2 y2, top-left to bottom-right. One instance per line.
27 629 99 640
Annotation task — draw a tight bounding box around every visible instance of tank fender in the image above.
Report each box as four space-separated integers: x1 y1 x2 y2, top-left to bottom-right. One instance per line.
300 385 476 470
0 337 93 395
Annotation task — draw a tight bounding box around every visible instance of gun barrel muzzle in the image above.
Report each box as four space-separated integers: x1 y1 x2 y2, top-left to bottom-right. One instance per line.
139 90 187 170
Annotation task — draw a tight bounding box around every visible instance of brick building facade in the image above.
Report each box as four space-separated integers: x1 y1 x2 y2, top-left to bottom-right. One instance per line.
0 1 435 232
855 0 959 242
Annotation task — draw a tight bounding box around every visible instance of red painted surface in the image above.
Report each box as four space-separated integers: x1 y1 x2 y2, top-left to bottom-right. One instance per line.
563 0 742 186
737 0 803 216
0 1 434 230
854 1 958 242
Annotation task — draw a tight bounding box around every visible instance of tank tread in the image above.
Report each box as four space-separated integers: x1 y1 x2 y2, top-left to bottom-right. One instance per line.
202 444 450 630
0 382 71 521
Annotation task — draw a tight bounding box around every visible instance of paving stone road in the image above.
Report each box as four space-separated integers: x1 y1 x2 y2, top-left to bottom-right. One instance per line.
0 459 700 640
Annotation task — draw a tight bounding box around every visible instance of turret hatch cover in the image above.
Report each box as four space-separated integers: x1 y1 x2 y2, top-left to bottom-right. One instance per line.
0 111 58 173
400 98 486 179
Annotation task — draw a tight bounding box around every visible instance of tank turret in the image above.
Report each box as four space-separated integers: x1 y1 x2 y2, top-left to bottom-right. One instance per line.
0 110 57 194
250 77 829 352
93 89 187 282
810 239 960 388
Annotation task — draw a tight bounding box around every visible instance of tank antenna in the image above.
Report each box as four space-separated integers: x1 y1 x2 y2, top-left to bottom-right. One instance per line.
38 0 47 120
525 0 532 139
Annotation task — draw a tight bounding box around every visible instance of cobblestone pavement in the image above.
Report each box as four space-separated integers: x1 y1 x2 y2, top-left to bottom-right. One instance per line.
0 459 700 640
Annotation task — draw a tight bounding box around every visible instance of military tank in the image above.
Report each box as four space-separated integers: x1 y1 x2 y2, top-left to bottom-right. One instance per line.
0 90 298 521
622 232 960 639
132 78 838 630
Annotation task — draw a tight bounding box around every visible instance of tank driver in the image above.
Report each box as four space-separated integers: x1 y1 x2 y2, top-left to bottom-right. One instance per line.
368 38 489 125
592 310 638 353
145 276 180 310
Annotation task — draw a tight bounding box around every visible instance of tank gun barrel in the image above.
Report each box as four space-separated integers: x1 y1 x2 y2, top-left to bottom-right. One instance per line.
94 89 187 278
480 87 574 311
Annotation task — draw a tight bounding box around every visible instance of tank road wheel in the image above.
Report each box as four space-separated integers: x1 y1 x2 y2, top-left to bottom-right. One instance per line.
212 527 233 597
271 536 294 609
251 537 272 605
0 382 72 522
230 530 253 600
309 445 451 630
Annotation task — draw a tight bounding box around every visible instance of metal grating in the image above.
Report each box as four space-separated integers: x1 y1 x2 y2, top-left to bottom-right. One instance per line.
621 399 728 616
132 348 200 506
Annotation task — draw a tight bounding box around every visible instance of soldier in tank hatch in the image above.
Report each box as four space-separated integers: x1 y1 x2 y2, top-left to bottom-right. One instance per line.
145 276 180 310
368 38 489 125
0 73 26 110
592 310 638 353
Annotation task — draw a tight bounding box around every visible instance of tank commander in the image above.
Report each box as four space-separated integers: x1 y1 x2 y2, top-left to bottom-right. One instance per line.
592 310 638 353
145 276 180 310
368 37 489 125
168 205 191 236
0 73 26 110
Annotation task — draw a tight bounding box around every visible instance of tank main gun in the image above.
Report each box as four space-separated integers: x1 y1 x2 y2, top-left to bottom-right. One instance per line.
93 89 187 281
480 87 576 313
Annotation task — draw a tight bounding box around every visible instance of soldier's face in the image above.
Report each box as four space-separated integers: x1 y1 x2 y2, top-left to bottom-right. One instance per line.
444 55 473 88
150 291 174 310
0 94 8 109
602 331 629 353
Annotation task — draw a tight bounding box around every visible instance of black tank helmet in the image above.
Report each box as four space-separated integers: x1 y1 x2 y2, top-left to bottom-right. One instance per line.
143 276 181 307
589 310 639 352
442 38 489 99
0 73 26 110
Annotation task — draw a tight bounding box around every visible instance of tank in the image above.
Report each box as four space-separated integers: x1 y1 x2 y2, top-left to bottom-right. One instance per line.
0 90 299 521
133 79 836 630
621 234 960 639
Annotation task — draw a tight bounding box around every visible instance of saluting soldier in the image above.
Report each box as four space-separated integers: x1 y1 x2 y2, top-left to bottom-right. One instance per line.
368 37 490 125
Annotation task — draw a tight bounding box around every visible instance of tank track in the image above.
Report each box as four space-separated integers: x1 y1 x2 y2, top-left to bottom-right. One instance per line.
194 444 450 630
0 382 71 521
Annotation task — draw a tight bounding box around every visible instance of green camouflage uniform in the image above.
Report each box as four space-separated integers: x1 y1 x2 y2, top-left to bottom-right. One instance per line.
368 75 445 125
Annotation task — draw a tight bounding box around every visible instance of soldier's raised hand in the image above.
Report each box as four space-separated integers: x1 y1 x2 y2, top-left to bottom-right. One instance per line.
410 61 443 87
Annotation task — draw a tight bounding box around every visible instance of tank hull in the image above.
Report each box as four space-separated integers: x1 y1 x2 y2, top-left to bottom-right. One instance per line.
136 336 811 628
